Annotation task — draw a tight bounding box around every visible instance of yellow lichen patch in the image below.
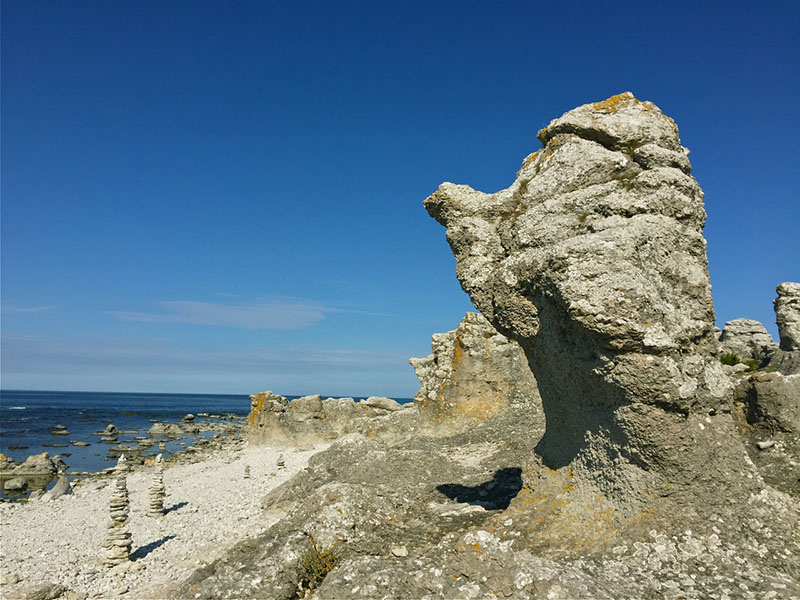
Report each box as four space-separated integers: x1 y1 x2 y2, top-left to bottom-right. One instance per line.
516 150 541 177
592 92 641 113
247 395 266 428
452 337 464 370
452 397 505 421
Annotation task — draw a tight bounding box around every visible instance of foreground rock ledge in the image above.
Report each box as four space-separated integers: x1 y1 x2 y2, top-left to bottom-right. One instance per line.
424 92 779 539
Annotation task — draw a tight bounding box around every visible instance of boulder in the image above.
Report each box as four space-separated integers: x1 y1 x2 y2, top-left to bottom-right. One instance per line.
103 424 118 435
359 396 402 416
775 282 800 351
740 373 800 434
3 583 67 600
719 318 778 365
3 478 28 491
147 423 184 437
41 475 73 501
410 312 540 430
15 452 60 475
182 413 195 422
321 397 359 426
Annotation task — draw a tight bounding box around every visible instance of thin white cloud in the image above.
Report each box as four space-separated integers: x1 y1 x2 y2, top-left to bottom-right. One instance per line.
108 298 328 330
1 305 56 314
0 333 419 397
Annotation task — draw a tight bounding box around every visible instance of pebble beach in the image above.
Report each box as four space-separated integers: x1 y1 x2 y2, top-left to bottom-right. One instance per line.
0 440 327 599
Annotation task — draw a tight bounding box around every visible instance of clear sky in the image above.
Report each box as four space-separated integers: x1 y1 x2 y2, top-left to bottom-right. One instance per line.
2 1 798 397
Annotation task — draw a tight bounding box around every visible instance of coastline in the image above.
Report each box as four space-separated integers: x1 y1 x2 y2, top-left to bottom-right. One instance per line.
0 427 329 599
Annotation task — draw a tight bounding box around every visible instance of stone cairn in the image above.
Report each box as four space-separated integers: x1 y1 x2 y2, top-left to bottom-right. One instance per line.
103 454 133 566
149 453 165 517
243 464 251 479
277 454 285 469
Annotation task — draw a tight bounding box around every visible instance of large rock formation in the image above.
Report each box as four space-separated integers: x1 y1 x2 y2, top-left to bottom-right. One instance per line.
775 282 800 351
171 95 799 599
425 92 755 534
247 392 417 446
719 318 778 365
410 312 540 430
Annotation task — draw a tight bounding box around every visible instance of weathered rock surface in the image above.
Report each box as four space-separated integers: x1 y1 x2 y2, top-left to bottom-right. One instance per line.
775 282 800 351
719 317 778 365
40 475 72 501
247 392 416 446
3 478 28 491
425 91 756 530
173 406 543 600
410 312 541 431
3 583 67 600
0 452 67 476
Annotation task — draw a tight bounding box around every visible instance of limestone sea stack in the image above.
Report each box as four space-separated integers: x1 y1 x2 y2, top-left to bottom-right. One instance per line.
103 455 132 566
775 282 800 351
425 92 761 536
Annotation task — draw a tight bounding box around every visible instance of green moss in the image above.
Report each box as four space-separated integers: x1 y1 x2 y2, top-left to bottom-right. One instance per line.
742 358 759 372
720 352 740 366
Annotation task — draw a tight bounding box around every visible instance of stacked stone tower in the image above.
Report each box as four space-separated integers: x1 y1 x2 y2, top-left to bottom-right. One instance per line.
103 455 132 566
148 453 165 517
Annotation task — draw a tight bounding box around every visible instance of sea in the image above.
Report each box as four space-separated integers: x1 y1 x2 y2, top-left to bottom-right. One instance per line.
0 389 258 482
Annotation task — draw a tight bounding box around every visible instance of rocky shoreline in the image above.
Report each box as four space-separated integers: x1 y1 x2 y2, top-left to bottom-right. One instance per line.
1 413 248 502
0 428 328 599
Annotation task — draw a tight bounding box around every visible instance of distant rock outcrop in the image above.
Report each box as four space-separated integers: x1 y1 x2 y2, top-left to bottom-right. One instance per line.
776 282 800 351
247 392 417 446
410 312 540 430
719 317 778 365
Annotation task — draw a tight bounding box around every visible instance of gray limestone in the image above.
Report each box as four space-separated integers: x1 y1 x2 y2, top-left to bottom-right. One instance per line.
424 92 755 529
40 475 72 501
247 391 416 446
3 478 27 491
719 317 778 365
410 311 540 431
775 282 800 351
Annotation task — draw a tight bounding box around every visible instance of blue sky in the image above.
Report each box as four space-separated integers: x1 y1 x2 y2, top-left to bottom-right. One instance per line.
2 0 798 397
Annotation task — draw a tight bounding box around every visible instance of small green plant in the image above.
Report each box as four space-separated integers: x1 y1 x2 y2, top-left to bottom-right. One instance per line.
742 358 759 372
295 536 338 598
720 352 740 366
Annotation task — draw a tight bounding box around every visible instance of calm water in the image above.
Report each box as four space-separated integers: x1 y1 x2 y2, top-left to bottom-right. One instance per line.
0 389 252 476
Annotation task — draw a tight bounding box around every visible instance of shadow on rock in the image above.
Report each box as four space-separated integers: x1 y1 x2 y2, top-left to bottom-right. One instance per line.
163 501 188 514
436 467 522 509
131 534 177 560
